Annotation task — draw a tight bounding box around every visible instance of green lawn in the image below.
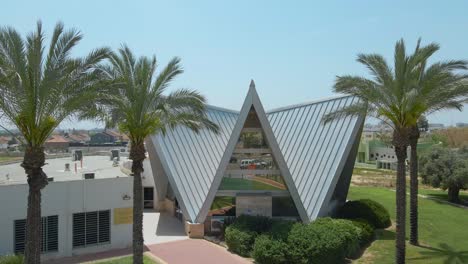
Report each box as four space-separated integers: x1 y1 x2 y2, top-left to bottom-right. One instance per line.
0 156 21 163
211 196 235 210
93 255 157 264
349 186 468 264
219 177 282 190
418 188 468 204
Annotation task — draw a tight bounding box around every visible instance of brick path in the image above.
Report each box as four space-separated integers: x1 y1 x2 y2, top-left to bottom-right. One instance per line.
147 239 251 264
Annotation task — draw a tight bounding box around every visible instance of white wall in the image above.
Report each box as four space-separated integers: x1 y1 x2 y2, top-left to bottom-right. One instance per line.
0 177 133 259
123 159 157 208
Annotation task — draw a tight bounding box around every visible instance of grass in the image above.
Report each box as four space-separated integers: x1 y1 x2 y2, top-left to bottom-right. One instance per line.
92 255 157 264
0 156 21 163
211 196 235 210
349 186 468 264
418 188 468 205
219 177 282 190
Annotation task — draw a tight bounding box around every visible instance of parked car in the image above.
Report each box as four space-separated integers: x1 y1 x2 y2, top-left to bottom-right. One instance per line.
240 159 254 169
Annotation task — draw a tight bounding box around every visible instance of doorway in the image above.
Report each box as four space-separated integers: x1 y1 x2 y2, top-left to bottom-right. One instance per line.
144 187 154 209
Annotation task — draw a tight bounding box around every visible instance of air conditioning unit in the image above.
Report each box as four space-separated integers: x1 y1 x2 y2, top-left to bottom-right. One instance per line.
83 173 95 179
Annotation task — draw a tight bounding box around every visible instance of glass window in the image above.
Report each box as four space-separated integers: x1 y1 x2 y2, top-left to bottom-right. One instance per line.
272 197 300 217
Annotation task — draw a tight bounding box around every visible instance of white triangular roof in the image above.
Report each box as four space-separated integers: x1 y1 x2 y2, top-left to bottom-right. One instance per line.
148 81 364 222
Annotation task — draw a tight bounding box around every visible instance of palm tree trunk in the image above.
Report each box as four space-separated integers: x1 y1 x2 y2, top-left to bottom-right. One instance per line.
409 125 420 246
22 146 48 264
130 142 146 264
393 129 409 264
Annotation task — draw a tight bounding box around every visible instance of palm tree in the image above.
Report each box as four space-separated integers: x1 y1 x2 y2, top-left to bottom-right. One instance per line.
98 46 218 264
0 22 109 263
324 39 439 264
406 40 468 245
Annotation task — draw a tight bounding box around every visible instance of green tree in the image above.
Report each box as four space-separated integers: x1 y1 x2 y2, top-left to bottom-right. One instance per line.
0 22 109 263
324 39 437 264
420 147 468 203
99 46 218 264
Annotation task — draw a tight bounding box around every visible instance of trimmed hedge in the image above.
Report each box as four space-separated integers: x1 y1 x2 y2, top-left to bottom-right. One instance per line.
287 218 360 264
225 216 292 257
339 199 391 228
252 235 288 264
224 224 257 257
350 218 375 246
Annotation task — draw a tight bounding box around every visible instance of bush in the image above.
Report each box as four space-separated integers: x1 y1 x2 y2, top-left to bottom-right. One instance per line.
350 218 375 246
339 199 391 228
233 214 272 233
287 218 360 264
269 219 295 241
0 255 23 264
225 224 257 257
252 235 289 264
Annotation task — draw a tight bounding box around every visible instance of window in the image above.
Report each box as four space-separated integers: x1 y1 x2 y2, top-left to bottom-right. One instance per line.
14 215 58 254
73 210 110 248
144 187 154 209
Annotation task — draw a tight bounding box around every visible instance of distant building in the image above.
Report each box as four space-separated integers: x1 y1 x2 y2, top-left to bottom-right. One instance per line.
428 123 445 132
45 135 70 152
0 136 10 150
90 130 129 144
65 132 91 144
456 122 468 128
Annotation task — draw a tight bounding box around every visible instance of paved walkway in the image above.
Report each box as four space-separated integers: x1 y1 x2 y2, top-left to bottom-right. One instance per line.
147 239 251 264
143 211 187 244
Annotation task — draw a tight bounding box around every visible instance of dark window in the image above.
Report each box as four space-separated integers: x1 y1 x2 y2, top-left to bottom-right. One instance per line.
73 210 110 248
14 215 58 254
144 187 154 209
272 197 299 217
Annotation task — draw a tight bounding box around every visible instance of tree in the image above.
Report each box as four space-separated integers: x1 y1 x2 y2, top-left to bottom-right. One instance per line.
0 22 109 263
405 40 468 245
98 46 218 264
420 146 468 203
324 39 437 264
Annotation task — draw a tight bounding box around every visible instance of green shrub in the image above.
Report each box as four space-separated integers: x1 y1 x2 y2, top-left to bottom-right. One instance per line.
0 255 23 264
225 224 257 256
350 218 375 246
252 235 288 264
287 218 360 264
269 219 295 241
233 214 272 233
339 199 391 228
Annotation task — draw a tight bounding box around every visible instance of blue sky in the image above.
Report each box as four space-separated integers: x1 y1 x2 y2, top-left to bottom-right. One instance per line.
1 0 468 129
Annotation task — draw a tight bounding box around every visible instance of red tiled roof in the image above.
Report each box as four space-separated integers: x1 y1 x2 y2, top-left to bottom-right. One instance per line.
46 135 69 143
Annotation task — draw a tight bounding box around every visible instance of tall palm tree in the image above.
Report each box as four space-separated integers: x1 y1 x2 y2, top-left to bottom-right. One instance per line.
0 22 109 263
98 46 218 264
324 39 439 264
406 40 468 245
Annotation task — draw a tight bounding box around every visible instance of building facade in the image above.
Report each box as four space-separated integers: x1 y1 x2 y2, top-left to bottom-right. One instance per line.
147 82 364 237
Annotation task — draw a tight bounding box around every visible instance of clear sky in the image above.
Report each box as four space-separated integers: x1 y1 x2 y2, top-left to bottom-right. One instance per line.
1 0 468 129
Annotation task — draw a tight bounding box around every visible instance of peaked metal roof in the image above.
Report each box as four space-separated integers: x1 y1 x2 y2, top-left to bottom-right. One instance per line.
148 81 364 223
148 106 239 222
267 96 363 220
197 80 309 223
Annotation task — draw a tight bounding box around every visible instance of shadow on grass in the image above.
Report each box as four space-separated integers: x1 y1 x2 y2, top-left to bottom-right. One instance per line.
375 229 396 240
423 193 468 207
408 243 468 264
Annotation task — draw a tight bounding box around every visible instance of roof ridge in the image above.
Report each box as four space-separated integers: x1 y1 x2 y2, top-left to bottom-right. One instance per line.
266 94 354 114
206 104 239 114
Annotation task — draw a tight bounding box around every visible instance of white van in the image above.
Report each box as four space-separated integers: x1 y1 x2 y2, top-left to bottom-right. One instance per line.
240 159 254 169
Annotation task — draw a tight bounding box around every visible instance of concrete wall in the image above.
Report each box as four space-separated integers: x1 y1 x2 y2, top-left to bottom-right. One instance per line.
0 177 133 259
122 159 158 209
